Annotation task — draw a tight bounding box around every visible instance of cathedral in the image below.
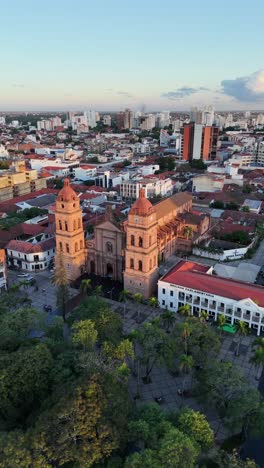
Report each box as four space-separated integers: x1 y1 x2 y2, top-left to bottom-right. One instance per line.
55 180 210 298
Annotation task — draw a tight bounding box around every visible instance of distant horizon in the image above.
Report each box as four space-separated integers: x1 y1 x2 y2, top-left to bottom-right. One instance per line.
1 108 264 115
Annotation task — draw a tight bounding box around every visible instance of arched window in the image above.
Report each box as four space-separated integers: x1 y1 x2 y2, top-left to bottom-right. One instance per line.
59 220 62 230
61 203 64 208
106 242 113 253
73 220 76 230
150 259 152 270
149 235 152 246
138 260 142 271
66 243 70 253
139 236 143 248
130 258 134 269
59 241 63 252
131 235 135 246
75 242 78 252
65 221 68 231
78 219 81 229
80 240 83 249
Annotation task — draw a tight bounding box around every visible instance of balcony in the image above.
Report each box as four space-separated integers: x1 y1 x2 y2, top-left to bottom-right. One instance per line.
243 313 250 321
193 298 200 305
234 310 242 318
226 308 233 315
209 302 216 309
252 315 260 323
217 306 225 312
201 301 208 308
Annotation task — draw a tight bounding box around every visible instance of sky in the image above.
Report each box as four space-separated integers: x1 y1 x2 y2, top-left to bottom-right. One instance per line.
1 0 264 111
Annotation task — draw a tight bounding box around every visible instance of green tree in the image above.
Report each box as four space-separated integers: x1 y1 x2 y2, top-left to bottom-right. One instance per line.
217 313 226 334
119 289 130 316
250 345 264 375
80 278 92 296
178 304 191 317
178 353 194 393
131 322 168 383
52 253 70 322
196 361 264 434
199 309 209 323
134 292 143 304
242 206 250 212
72 319 98 351
0 344 53 426
158 427 199 468
148 296 159 308
161 309 176 332
177 408 214 450
235 320 248 356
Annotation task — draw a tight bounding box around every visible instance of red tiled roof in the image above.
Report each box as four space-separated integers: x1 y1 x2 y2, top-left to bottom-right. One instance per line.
161 260 264 307
6 237 55 254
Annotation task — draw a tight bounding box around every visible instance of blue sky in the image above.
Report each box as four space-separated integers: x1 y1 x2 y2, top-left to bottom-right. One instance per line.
1 0 264 110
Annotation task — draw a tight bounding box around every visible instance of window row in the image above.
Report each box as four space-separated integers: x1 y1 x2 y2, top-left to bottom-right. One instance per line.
59 240 84 253
58 219 81 231
129 256 157 271
130 235 152 248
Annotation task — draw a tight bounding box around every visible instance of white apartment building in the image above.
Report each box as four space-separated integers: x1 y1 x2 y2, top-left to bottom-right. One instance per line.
120 177 173 200
6 238 56 271
158 260 264 335
74 165 97 181
103 115 111 126
30 158 79 175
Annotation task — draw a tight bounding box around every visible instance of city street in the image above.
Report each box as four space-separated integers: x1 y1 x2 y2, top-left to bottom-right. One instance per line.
7 269 78 314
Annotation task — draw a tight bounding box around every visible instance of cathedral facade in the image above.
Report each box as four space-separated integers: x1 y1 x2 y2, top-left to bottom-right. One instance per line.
55 181 209 297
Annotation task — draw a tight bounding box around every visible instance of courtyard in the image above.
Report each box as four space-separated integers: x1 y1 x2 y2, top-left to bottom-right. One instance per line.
107 298 263 441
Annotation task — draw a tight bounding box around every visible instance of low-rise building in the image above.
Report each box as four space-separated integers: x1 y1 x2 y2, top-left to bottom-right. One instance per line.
0 249 7 290
6 237 56 271
158 260 264 335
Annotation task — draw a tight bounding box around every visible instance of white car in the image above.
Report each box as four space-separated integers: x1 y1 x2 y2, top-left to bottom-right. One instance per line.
17 273 29 278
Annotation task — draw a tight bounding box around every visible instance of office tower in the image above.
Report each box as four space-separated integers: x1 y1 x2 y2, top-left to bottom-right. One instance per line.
124 109 134 129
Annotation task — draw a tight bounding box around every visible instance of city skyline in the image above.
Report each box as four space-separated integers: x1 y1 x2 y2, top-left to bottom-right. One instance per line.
1 0 264 111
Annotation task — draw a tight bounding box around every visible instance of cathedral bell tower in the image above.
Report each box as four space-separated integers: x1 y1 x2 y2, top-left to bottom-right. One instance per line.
124 188 159 299
55 179 86 281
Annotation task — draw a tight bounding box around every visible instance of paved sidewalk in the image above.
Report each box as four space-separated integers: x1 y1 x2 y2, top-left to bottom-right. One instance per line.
106 298 263 441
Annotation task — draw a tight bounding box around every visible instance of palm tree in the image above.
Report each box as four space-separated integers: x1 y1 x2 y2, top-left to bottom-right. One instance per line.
52 253 70 322
217 313 226 335
250 346 264 378
80 278 92 296
148 296 159 308
181 321 192 355
119 289 129 316
179 354 194 393
94 285 102 298
161 309 176 332
178 304 191 317
134 293 143 304
252 337 264 350
199 309 209 324
183 225 193 240
235 320 248 356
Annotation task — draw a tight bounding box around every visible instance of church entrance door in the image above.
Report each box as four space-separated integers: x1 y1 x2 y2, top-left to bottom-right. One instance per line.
106 263 113 278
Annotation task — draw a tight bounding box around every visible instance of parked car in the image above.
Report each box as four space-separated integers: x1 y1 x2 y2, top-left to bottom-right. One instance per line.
17 273 29 278
43 304 52 312
25 276 34 283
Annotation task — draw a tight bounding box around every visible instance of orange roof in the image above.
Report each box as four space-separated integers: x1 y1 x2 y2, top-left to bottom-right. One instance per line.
130 188 155 217
57 178 78 202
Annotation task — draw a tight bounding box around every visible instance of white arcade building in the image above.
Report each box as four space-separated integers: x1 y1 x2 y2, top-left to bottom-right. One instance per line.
158 260 264 336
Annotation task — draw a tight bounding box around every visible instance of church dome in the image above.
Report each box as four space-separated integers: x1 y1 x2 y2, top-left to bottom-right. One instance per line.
130 188 155 216
57 178 78 202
